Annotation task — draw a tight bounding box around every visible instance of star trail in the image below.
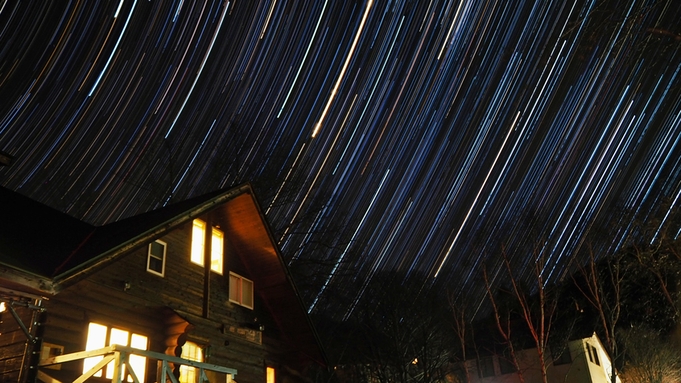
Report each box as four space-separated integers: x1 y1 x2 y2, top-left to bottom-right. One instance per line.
1 0 680 318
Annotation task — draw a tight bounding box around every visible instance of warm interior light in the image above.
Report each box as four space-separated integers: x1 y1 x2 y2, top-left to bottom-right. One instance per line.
267 366 275 383
192 219 223 274
129 333 148 382
83 323 147 382
84 323 107 377
211 227 223 274
180 341 203 383
191 219 206 265
105 328 129 379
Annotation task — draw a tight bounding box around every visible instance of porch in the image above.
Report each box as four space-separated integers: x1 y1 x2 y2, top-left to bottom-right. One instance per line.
37 344 237 383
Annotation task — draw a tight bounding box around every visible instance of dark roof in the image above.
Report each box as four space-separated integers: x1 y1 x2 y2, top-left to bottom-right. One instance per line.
52 187 236 281
0 185 240 280
0 184 326 365
0 187 95 276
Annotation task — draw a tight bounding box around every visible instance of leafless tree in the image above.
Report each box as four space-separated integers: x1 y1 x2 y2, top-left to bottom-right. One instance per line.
448 291 474 383
325 272 454 383
619 326 681 383
502 249 558 383
573 246 625 383
626 224 681 326
483 265 526 383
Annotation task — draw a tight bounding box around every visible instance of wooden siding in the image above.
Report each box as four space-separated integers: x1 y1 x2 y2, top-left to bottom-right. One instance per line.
38 215 287 383
0 186 322 382
0 302 42 383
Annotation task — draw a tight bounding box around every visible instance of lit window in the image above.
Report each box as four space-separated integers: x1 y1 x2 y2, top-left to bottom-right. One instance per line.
83 322 148 382
229 272 254 309
266 366 275 383
180 341 203 383
147 240 167 276
0 302 5 312
211 228 224 272
191 219 224 274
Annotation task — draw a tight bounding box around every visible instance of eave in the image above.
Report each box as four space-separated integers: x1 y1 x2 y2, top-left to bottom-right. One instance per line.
50 184 252 291
219 192 327 366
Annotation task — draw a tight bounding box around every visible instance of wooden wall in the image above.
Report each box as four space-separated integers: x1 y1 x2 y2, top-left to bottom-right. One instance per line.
0 304 30 382
0 299 43 383
38 216 288 383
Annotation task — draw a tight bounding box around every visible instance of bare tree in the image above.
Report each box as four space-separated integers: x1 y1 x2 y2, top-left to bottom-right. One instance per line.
326 271 454 383
573 246 625 383
626 231 681 327
619 326 681 383
502 249 558 383
631 242 678 313
483 265 526 383
448 292 474 383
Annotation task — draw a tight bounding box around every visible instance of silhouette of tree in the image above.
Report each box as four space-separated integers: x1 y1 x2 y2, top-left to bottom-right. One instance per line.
619 326 681 383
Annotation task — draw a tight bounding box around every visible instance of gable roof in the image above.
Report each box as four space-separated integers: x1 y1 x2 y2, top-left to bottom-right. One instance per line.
0 185 250 290
0 183 326 365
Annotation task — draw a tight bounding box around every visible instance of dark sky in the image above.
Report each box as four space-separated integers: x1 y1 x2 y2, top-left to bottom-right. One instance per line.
1 0 680 319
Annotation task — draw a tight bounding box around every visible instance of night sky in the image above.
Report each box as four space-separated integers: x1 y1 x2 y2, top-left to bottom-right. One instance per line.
1 0 680 319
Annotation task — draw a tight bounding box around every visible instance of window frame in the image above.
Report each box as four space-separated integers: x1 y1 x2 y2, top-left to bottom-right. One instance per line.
147 239 167 277
477 356 495 378
83 322 148 382
591 344 600 365
551 343 572 365
191 219 224 274
229 272 254 309
586 343 600 365
179 341 204 383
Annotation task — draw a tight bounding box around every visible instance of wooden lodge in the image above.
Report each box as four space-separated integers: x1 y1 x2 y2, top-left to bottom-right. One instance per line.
0 184 325 383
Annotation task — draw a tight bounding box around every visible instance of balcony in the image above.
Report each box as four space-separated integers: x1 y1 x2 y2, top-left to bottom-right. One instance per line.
38 344 237 383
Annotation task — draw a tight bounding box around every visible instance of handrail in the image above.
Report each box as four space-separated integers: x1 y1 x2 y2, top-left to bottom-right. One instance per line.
38 344 237 383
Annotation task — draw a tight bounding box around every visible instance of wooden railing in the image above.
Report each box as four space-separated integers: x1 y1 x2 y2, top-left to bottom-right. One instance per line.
37 344 237 383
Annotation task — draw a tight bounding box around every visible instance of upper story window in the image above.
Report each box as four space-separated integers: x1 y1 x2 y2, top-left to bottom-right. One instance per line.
191 219 224 274
147 240 167 276
83 322 148 382
229 272 254 309
593 346 600 365
551 343 572 365
586 343 600 366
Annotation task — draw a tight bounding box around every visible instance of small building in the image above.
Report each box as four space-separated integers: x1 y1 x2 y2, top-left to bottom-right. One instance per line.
0 184 325 383
466 333 620 383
